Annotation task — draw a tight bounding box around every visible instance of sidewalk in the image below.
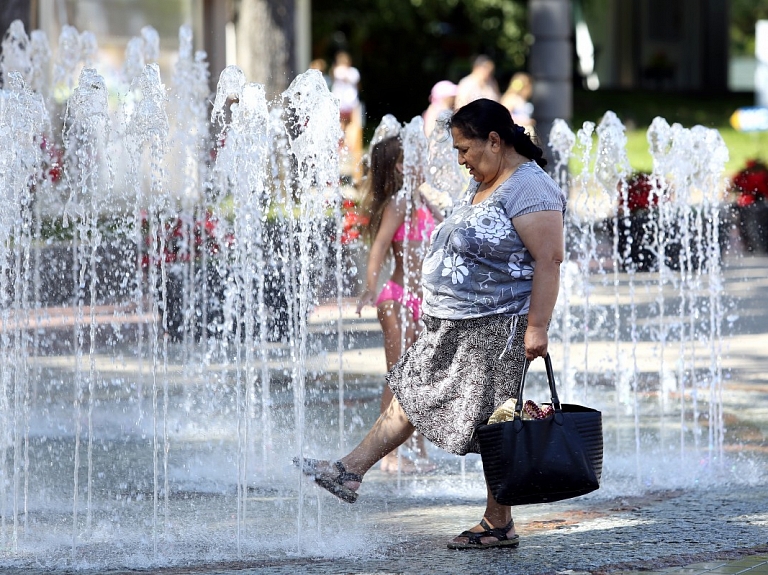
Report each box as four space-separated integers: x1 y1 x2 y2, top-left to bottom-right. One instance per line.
2 256 765 575
624 557 768 575
275 254 768 575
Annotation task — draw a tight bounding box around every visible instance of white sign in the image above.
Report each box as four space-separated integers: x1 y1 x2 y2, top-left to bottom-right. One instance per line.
756 20 768 107
757 20 768 62
730 107 768 131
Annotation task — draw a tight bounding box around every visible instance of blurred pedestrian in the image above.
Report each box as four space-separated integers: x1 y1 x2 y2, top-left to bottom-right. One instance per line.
454 55 500 110
331 51 363 184
309 58 331 89
501 72 535 129
331 51 361 132
422 80 457 137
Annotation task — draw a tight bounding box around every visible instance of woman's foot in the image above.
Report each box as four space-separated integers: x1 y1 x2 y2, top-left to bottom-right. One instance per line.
293 458 362 503
447 517 519 549
380 452 437 474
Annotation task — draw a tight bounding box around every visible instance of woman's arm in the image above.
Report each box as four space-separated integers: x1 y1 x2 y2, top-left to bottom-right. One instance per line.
512 210 565 360
418 183 446 223
356 198 405 315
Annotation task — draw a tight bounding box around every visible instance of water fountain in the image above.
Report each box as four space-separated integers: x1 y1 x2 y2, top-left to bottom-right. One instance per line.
0 19 758 571
548 113 732 487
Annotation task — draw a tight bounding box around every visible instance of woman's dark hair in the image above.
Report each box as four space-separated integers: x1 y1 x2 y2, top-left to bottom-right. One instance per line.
362 135 403 243
450 98 547 168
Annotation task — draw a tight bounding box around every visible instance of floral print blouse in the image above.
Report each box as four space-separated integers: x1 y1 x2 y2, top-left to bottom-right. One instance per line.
421 161 566 320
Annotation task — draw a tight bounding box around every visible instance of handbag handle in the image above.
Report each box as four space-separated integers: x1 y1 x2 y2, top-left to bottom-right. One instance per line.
513 353 562 419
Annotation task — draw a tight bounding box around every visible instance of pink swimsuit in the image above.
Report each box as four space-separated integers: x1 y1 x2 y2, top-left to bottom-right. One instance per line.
391 205 435 242
376 280 423 321
375 206 436 321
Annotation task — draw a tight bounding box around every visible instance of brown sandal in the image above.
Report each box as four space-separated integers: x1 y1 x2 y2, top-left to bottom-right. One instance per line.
293 457 362 503
447 517 520 549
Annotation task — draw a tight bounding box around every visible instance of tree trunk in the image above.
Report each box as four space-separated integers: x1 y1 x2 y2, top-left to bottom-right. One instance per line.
1 0 31 34
203 0 233 97
236 0 295 99
528 0 572 169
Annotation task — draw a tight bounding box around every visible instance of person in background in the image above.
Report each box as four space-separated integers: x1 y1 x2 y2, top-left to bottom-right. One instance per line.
355 135 442 473
297 98 566 549
331 51 364 184
422 80 458 138
501 72 535 130
454 55 500 110
331 51 361 132
309 58 332 89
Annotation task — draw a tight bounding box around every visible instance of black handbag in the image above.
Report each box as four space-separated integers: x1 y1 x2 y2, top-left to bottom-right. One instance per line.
477 353 603 506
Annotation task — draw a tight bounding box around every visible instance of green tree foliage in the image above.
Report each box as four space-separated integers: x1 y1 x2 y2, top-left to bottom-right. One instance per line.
731 0 768 56
312 0 527 134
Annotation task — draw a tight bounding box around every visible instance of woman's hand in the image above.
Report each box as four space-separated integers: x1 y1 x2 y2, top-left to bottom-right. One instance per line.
356 288 376 316
524 325 549 360
418 183 447 222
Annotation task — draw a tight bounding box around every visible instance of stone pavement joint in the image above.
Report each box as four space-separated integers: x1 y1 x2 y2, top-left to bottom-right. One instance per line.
597 550 768 575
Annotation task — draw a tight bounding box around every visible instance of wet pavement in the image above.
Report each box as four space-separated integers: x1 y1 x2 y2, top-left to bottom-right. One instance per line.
207 253 768 575
1 255 767 574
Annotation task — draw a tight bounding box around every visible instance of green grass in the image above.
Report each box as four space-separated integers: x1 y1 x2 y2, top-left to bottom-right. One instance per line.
621 128 768 174
573 89 753 129
716 128 768 174
572 89 768 177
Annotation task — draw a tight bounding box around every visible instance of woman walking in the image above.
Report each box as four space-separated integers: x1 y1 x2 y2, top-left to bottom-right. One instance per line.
297 98 566 549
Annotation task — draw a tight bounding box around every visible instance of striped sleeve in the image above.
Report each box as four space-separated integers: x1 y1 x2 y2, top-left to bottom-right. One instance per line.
502 163 567 219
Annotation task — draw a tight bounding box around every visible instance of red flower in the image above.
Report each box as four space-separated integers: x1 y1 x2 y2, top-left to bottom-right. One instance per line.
40 135 64 183
732 159 768 205
142 211 229 268
618 173 660 213
341 228 361 244
339 200 370 245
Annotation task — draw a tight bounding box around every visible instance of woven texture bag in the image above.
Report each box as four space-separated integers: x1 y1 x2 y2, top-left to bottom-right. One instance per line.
477 354 603 506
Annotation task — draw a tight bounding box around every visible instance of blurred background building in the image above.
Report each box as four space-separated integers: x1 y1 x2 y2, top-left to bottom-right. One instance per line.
577 0 729 92
0 0 759 147
0 0 311 98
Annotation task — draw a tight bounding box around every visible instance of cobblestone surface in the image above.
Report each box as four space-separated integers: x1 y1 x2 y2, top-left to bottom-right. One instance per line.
42 483 762 575
159 256 768 574
2 256 766 574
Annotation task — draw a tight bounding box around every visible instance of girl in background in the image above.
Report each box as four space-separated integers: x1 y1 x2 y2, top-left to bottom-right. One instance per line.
501 72 535 130
356 135 441 473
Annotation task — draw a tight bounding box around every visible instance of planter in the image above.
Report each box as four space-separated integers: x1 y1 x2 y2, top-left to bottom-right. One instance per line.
611 208 724 272
160 216 347 343
616 211 657 272
737 201 768 254
318 240 368 299
161 264 227 342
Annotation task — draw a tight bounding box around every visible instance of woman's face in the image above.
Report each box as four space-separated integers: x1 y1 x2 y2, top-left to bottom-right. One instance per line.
451 127 494 183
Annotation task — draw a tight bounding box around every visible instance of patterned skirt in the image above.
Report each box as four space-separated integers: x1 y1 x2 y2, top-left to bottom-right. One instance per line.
387 313 528 455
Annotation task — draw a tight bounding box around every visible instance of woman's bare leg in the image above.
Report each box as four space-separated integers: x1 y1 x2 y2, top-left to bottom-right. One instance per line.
339 395 415 480
377 301 411 373
295 395 414 494
377 301 431 471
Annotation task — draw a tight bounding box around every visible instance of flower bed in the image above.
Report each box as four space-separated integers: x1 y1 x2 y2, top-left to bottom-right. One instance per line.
616 172 662 271
613 172 722 271
730 159 768 253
